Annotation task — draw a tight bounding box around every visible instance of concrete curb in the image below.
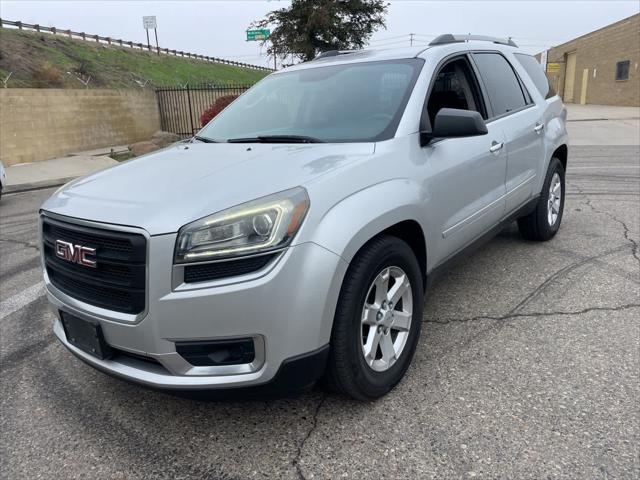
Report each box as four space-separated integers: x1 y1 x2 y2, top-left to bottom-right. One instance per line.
4 176 77 194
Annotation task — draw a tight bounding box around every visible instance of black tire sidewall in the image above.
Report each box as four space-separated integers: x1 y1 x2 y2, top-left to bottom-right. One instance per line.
334 236 424 398
538 157 566 238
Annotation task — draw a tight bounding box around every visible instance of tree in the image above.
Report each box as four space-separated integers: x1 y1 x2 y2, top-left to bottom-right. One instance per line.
251 0 388 63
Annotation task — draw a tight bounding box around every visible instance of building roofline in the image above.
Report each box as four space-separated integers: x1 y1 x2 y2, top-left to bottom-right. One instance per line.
541 12 639 54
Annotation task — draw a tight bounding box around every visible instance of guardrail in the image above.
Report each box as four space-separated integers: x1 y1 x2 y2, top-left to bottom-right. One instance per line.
0 18 273 72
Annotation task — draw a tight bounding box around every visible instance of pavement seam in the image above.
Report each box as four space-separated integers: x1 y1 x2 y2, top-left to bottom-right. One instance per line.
0 236 40 252
506 243 629 315
293 393 328 480
0 282 45 320
1 335 57 368
424 303 640 325
577 191 639 263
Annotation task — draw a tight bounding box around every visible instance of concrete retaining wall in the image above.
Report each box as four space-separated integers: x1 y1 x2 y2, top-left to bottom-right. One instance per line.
0 88 161 166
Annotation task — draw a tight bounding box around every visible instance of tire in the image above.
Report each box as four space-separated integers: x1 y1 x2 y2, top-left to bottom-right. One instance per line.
325 235 424 400
517 157 565 241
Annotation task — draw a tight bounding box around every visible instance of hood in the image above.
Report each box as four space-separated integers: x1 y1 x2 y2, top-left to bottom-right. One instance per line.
41 142 375 235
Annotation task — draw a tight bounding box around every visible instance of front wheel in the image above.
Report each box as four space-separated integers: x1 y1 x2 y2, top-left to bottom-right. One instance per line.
518 157 565 241
325 235 424 400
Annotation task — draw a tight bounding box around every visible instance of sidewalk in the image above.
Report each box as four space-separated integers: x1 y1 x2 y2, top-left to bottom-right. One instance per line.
565 103 640 121
3 146 127 194
565 104 640 146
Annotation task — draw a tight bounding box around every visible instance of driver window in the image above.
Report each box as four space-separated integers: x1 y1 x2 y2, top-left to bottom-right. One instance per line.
426 58 485 127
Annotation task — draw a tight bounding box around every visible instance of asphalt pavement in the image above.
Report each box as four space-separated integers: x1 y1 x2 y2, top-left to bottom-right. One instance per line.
1 145 639 479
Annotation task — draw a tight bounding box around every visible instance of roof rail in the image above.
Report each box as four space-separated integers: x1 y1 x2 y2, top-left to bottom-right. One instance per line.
429 34 518 48
314 49 355 60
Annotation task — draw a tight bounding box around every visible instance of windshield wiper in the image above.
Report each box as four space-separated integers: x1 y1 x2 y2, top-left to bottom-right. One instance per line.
227 135 324 144
193 135 218 143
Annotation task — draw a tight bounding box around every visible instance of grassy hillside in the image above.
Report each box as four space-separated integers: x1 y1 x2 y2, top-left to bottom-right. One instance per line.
0 28 269 88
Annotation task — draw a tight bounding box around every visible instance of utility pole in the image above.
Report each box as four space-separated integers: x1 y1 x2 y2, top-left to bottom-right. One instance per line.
409 33 414 46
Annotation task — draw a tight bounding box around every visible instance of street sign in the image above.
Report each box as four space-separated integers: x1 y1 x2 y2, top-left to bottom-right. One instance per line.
546 62 561 73
143 16 157 30
246 29 270 41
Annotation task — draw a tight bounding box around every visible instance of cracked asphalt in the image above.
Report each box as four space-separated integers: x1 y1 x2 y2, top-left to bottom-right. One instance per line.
1 145 639 479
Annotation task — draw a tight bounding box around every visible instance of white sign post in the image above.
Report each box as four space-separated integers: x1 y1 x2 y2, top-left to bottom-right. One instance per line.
540 50 548 71
142 16 156 30
142 16 159 54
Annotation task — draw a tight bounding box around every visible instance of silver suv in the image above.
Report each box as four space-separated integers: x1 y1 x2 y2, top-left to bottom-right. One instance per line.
40 35 568 400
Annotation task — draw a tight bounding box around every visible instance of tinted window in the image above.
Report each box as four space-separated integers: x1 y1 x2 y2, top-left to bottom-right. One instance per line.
514 53 555 99
616 60 630 81
426 58 486 126
473 53 526 117
198 59 423 143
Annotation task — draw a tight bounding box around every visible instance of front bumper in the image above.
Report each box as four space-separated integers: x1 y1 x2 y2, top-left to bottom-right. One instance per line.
46 234 347 390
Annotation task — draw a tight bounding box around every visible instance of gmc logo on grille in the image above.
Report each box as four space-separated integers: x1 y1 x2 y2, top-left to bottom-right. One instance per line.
55 240 97 268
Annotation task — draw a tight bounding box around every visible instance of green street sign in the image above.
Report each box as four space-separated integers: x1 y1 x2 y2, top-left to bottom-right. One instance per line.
246 29 270 41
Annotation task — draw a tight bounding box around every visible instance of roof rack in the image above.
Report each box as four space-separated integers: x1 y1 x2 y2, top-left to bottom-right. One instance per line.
429 34 518 48
314 50 354 60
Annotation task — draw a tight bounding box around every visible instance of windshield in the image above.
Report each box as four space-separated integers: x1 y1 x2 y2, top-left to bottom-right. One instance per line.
198 59 423 143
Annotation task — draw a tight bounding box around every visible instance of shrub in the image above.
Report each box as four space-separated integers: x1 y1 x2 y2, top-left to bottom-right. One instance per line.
33 61 62 86
200 95 238 126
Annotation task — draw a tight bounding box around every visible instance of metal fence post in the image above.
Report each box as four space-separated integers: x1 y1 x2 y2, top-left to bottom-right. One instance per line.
186 84 195 135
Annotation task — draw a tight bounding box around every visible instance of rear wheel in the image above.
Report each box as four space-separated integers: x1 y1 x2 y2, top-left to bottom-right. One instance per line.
325 235 424 400
518 157 565 241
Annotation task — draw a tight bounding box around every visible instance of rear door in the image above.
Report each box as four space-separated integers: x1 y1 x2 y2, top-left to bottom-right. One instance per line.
471 52 544 214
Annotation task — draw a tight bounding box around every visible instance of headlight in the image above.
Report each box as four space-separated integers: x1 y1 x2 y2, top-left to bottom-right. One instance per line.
174 187 310 263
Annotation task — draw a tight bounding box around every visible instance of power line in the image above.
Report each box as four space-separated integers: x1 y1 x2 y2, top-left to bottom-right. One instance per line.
369 34 414 43
368 39 413 47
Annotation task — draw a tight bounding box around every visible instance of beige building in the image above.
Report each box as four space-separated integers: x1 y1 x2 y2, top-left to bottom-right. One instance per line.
540 14 639 107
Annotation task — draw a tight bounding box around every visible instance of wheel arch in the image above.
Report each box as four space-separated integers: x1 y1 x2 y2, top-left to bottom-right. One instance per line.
553 144 568 171
378 220 427 288
307 179 429 288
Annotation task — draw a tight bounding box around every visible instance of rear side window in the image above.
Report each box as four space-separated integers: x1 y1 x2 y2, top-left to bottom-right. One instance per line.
514 53 555 99
473 53 527 117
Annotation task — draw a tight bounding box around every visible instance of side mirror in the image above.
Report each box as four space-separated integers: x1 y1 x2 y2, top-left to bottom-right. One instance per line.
420 108 488 146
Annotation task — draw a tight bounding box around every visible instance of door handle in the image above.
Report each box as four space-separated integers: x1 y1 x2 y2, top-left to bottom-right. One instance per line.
489 141 504 153
534 123 544 133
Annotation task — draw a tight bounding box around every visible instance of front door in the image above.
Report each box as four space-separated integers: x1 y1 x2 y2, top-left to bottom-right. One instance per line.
420 55 507 262
423 129 508 262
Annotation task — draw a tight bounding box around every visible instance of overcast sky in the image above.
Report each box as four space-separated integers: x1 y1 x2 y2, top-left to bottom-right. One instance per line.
1 0 638 67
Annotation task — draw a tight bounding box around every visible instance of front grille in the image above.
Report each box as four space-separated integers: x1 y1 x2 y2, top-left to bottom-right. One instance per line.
184 253 277 283
43 216 146 314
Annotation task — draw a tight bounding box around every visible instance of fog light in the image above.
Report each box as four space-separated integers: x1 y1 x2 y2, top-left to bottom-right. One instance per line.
176 338 255 366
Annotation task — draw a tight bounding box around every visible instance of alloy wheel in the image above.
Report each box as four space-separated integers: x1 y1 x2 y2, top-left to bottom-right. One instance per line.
547 172 562 226
360 266 413 372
